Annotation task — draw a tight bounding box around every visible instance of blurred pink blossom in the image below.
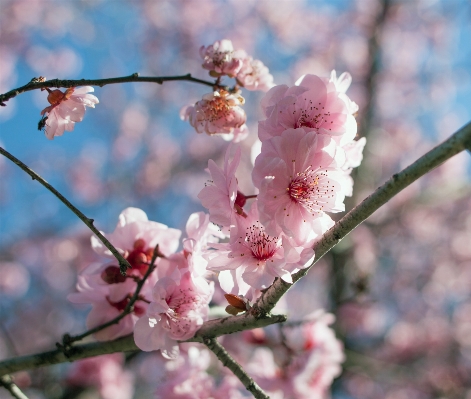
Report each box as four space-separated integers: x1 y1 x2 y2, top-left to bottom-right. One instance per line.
40 86 98 140
67 354 134 399
249 311 344 399
235 50 275 92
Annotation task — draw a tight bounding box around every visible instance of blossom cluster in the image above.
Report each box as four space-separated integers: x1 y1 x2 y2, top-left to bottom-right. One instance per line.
65 41 359 397
69 208 219 359
199 70 365 301
181 39 275 142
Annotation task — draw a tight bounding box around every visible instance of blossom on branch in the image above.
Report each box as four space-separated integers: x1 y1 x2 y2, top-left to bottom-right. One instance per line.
133 271 214 358
235 50 275 92
180 90 248 142
252 128 346 244
69 208 182 340
39 86 99 140
207 202 314 298
198 145 248 228
249 311 344 399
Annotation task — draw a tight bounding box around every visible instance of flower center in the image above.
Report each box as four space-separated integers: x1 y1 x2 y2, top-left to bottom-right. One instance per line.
46 88 74 105
294 101 331 131
207 95 231 121
288 167 329 213
125 239 153 276
244 224 278 261
212 50 232 67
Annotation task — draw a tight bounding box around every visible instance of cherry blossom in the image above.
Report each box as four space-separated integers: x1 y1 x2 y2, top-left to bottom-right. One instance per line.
68 208 182 340
252 128 346 244
180 90 248 141
207 202 314 295
183 212 225 256
198 146 250 228
40 86 99 140
133 271 214 358
235 50 275 92
200 39 243 77
258 73 357 145
68 261 154 340
91 207 182 276
248 311 344 399
66 354 134 399
329 70 359 115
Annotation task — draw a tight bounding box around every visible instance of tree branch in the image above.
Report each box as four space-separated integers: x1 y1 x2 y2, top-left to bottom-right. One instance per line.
0 74 220 105
0 313 287 376
203 338 269 399
0 147 131 274
255 120 471 312
0 375 29 399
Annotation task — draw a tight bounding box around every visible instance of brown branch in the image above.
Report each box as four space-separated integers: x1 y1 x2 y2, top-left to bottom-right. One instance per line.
0 147 131 274
0 74 220 105
0 312 287 376
203 338 269 399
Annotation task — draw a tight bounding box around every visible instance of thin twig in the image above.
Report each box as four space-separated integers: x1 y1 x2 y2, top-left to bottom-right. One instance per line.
61 244 162 346
0 147 131 274
0 74 222 105
203 338 270 399
255 120 471 313
0 375 29 399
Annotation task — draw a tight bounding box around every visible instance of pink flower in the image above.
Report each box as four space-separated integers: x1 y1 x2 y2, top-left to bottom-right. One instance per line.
258 74 357 145
207 202 314 294
200 39 243 77
235 50 275 92
66 354 134 399
40 86 99 140
180 90 248 141
248 311 345 399
198 146 248 228
140 345 215 398
342 136 366 171
91 207 182 275
339 137 367 197
252 129 346 244
68 261 154 340
69 208 182 340
182 211 225 276
329 70 359 115
133 271 214 358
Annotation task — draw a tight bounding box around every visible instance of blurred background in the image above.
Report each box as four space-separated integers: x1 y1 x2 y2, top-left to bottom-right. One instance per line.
0 0 470 398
